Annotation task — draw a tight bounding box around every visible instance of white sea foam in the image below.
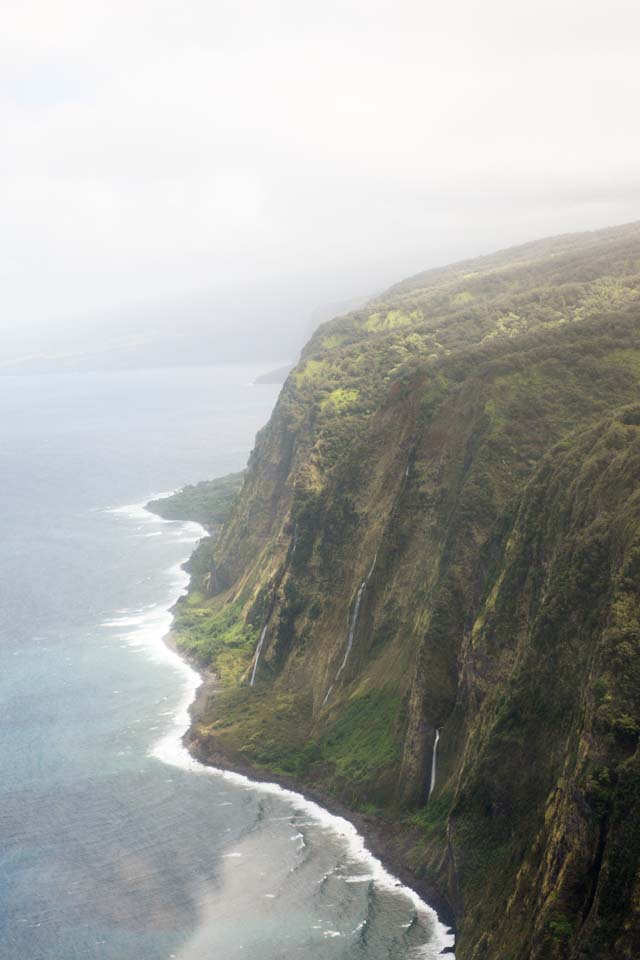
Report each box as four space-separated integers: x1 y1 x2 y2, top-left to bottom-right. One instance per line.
101 615 148 627
106 492 178 522
109 494 455 960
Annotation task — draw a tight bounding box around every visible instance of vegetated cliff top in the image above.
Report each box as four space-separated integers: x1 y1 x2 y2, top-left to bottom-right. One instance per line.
218 218 640 533
290 218 640 415
176 220 640 960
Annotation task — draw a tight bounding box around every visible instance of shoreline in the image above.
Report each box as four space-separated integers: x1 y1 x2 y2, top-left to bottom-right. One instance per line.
156 542 457 954
184 702 457 938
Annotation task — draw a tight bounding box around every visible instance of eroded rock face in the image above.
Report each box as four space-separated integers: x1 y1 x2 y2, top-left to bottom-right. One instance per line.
172 222 640 959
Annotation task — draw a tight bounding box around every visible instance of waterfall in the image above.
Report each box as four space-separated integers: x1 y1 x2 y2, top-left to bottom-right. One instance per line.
250 526 299 687
428 728 440 799
249 623 269 686
322 554 377 707
321 681 335 708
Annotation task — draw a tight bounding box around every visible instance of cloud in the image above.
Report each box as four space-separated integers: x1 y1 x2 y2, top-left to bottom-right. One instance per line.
1 0 639 362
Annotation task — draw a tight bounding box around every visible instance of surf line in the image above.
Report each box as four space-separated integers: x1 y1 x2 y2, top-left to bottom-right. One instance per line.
122 498 456 958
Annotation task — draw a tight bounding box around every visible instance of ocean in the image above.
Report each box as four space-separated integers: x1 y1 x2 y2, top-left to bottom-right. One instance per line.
0 365 453 959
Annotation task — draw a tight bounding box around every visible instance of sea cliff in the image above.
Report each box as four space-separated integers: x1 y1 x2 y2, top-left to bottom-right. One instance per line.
156 222 640 960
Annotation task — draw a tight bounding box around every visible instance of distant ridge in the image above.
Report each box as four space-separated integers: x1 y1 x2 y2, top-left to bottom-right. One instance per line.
252 365 294 385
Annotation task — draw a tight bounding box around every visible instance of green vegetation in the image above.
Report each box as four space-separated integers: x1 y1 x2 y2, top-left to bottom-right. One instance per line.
196 685 314 775
317 692 402 803
364 308 420 331
408 791 451 837
148 471 244 529
320 387 360 412
173 599 256 684
176 221 640 960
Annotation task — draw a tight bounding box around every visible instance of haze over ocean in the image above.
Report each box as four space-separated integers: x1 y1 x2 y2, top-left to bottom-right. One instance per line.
0 365 451 959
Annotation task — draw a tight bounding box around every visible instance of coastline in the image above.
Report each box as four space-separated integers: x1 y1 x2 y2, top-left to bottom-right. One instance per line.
185 694 457 938
152 507 456 956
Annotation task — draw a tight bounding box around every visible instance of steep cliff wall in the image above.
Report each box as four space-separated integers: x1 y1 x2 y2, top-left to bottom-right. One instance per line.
171 222 640 959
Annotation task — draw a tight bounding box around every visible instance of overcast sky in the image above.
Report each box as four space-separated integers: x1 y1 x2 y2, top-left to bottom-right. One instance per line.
2 0 640 365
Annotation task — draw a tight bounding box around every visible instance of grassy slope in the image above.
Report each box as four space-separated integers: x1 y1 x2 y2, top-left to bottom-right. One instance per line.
172 222 640 960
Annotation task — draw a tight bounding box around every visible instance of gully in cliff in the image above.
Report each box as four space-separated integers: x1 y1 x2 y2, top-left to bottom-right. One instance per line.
322 553 377 708
249 525 298 686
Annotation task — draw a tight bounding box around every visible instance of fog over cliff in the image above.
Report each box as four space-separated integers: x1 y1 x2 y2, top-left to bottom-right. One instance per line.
2 0 639 366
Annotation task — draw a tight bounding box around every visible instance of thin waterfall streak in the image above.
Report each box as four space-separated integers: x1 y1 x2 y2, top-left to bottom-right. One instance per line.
321 683 335 708
322 554 377 707
250 623 269 686
335 583 365 679
428 728 441 799
250 527 298 688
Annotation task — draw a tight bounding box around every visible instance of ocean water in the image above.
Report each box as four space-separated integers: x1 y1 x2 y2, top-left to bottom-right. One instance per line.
0 365 454 960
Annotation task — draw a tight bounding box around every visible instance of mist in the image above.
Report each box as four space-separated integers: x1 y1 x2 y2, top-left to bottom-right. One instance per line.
2 0 639 367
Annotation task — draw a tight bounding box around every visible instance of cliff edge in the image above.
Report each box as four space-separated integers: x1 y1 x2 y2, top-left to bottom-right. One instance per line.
166 222 640 960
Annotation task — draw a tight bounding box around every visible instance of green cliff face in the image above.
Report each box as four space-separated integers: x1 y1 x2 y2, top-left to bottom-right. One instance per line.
170 222 640 959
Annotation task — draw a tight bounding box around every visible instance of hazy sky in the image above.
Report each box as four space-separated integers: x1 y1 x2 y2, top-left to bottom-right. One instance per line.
2 0 640 364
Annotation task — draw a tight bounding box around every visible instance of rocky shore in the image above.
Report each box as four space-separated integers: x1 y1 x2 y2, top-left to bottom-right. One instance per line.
162 596 457 941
